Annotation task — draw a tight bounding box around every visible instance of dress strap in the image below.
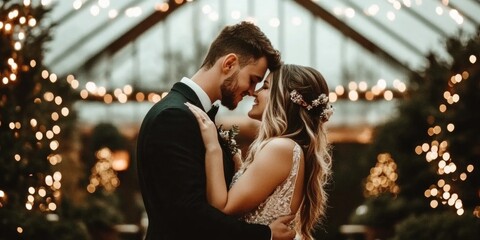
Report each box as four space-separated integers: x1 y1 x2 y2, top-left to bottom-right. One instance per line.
286 143 302 204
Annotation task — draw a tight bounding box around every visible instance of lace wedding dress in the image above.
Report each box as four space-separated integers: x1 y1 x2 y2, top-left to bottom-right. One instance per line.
230 142 302 228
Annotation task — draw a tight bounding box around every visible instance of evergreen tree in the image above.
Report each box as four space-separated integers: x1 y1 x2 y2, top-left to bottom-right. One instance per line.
353 29 480 237
0 1 86 239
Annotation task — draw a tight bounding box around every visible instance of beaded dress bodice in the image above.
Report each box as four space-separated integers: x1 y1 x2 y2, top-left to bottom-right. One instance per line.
230 142 302 226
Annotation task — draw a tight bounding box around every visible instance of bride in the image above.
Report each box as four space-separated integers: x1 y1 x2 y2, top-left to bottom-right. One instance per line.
186 64 334 240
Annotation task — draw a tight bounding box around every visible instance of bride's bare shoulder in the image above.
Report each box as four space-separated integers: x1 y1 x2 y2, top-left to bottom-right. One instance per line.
263 137 297 151
256 138 298 165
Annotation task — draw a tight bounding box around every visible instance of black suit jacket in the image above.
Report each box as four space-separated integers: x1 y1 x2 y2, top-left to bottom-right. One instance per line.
136 82 270 240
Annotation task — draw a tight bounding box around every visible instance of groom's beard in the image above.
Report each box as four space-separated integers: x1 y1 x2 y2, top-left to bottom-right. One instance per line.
220 70 239 110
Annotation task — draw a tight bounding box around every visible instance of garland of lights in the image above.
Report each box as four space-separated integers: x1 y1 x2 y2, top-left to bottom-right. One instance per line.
416 55 478 216
65 73 409 103
0 0 68 216
1 0 37 85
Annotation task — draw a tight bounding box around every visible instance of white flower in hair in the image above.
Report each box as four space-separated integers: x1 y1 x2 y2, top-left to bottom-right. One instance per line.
321 104 334 122
289 90 334 122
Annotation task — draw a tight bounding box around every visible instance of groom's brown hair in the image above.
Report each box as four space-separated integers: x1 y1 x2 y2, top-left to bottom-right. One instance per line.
201 21 281 71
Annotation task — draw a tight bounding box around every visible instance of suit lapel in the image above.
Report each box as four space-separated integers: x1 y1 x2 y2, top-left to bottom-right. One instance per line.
170 82 205 111
170 82 234 185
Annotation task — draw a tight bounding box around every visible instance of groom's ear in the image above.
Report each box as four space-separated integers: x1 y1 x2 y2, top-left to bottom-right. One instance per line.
222 53 238 73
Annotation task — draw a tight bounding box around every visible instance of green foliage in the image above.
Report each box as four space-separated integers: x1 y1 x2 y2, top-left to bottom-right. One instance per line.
0 1 76 194
0 1 83 239
0 207 90 240
349 194 410 228
391 211 480 240
354 27 480 238
81 123 127 234
91 123 127 152
77 192 124 232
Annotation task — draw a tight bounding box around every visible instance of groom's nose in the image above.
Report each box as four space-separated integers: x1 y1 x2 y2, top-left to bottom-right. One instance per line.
247 85 256 96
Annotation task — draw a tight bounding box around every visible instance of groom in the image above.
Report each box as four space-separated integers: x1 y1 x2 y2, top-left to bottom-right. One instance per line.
136 22 295 240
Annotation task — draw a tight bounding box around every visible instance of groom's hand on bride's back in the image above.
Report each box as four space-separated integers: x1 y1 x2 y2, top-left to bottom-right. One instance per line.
269 215 296 240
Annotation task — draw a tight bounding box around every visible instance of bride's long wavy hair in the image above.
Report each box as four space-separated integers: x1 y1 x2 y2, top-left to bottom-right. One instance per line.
244 64 333 240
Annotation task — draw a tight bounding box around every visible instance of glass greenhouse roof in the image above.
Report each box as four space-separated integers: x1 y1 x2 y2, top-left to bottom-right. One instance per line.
41 0 480 132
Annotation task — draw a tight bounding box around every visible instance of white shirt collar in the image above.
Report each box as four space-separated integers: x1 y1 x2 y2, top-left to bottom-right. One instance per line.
180 77 212 112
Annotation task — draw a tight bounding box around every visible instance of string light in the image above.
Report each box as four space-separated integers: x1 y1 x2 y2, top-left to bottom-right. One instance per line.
67 73 408 104
364 153 400 197
87 148 120 193
0 4 31 85
417 62 477 216
0 190 6 207
0 1 74 213
327 0 467 26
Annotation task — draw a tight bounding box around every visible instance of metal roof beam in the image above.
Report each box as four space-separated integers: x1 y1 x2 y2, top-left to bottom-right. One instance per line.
49 0 147 68
436 0 480 26
293 0 418 75
81 2 184 71
59 1 184 74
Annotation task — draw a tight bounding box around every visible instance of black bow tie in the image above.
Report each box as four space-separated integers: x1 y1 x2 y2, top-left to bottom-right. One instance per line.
207 104 219 121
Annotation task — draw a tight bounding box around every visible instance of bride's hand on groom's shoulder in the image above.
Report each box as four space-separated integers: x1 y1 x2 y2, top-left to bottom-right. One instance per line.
185 102 219 150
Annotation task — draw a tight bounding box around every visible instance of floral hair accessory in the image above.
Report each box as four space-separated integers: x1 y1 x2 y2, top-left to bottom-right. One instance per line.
290 90 328 110
321 104 334 122
289 89 334 122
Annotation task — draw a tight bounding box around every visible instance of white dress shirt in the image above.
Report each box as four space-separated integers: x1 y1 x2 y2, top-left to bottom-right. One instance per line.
180 77 212 112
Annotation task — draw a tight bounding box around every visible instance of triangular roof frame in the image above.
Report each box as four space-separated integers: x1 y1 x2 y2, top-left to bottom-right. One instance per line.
61 0 480 78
